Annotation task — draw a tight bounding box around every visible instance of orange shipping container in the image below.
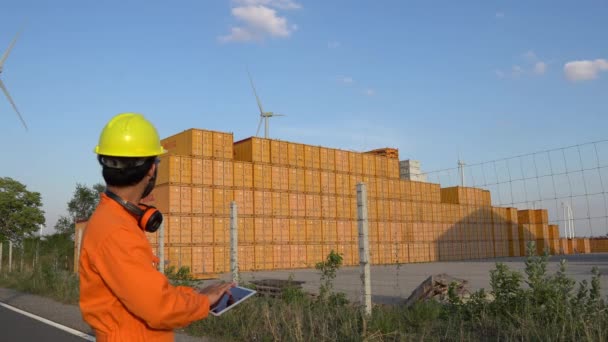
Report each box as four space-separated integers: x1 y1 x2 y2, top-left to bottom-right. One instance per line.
279 141 289 165
192 246 214 275
271 166 281 190
201 187 213 214
161 129 205 157
213 189 232 215
290 245 307 268
273 245 289 269
253 164 264 189
254 245 273 270
287 143 297 166
289 219 306 243
349 152 363 175
201 217 213 244
180 216 192 244
233 137 271 163
375 156 388 178
213 246 226 273
180 186 192 213
191 187 203 214
288 168 298 191
191 158 203 185
201 131 213 157
180 157 192 185
295 144 305 167
304 145 313 169
238 245 255 272
202 159 213 185
305 194 315 217
157 155 181 185
234 189 253 216
191 216 203 244
213 218 228 245
237 217 255 244
166 215 180 244
152 185 180 213
305 219 321 242
306 244 324 265
335 150 349 172
270 140 281 164
272 218 289 243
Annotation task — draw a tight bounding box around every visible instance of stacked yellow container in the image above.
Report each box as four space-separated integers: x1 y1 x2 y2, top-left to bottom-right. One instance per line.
143 129 234 278
137 127 579 279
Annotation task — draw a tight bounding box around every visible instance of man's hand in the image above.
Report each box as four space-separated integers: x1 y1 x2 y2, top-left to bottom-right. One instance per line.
198 282 236 307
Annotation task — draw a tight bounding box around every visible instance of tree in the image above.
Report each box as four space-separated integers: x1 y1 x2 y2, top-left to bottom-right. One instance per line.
54 183 104 236
0 177 45 242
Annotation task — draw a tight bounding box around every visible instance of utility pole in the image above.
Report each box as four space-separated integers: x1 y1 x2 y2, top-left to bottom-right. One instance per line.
458 159 466 186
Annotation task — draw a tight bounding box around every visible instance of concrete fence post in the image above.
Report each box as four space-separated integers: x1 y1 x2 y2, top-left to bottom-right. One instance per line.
9 240 13 273
357 183 372 316
230 202 239 284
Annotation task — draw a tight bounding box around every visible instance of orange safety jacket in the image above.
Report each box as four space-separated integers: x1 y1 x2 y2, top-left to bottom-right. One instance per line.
79 193 209 341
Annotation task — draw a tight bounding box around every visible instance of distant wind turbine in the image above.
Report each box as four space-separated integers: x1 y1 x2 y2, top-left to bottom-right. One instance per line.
0 31 28 130
247 69 285 139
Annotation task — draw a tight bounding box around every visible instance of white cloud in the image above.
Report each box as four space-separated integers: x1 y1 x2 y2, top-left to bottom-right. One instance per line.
496 12 505 18
220 2 300 43
564 59 608 82
511 65 523 77
364 88 375 96
534 61 547 75
523 50 537 62
495 70 505 79
337 76 354 84
233 0 301 10
328 41 341 49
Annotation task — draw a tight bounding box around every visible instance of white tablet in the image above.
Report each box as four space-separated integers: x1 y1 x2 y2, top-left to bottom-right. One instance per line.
209 286 257 316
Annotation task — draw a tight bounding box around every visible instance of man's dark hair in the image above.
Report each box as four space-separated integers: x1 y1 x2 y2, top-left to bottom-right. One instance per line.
98 155 156 187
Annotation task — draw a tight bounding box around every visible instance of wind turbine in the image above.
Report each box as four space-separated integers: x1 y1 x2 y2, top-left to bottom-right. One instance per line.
247 70 285 138
0 31 27 130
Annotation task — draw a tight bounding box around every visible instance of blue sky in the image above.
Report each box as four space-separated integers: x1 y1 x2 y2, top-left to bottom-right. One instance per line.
0 0 607 235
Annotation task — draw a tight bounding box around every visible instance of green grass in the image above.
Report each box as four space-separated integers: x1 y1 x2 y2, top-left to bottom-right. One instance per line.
2 244 608 341
0 260 80 305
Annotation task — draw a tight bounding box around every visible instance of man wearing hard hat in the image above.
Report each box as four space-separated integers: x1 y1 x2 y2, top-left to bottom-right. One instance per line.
79 113 233 341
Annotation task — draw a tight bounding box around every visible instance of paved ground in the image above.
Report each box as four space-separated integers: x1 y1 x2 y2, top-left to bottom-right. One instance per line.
0 288 209 341
0 304 88 341
216 254 608 304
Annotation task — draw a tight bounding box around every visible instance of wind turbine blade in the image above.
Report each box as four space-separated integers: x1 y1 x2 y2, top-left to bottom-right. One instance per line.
247 69 265 115
256 117 263 137
0 31 21 69
0 79 28 130
273 114 287 117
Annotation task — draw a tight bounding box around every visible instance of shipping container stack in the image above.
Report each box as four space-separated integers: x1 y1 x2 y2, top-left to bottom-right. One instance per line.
142 129 235 278
517 209 551 255
590 238 608 253
133 127 589 279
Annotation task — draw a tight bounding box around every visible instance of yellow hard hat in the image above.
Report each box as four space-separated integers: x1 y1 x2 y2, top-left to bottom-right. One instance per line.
94 113 167 157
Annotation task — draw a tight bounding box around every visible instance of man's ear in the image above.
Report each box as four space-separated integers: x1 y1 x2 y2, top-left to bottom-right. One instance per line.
148 162 157 178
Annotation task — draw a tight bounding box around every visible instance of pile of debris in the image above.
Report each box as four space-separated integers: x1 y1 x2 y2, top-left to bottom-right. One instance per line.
249 279 314 299
404 274 471 307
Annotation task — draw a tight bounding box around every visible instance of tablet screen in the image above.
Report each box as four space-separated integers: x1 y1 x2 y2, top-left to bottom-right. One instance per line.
210 286 257 316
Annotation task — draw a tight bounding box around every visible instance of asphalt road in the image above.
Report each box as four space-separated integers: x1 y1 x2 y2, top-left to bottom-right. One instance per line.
0 304 91 341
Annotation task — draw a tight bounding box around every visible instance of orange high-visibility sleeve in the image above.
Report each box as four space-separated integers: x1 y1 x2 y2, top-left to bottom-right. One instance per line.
92 228 210 330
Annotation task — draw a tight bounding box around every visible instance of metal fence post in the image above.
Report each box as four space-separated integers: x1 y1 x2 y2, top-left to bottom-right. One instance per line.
159 221 165 273
230 201 239 284
357 183 372 316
